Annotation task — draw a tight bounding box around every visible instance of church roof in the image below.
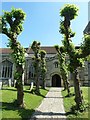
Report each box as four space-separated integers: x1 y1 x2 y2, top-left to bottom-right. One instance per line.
0 48 12 54
0 47 57 54
0 46 80 54
83 21 90 34
27 46 57 54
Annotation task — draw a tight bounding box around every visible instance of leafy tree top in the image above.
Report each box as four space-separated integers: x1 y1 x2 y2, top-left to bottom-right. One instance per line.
60 4 79 20
40 50 46 59
31 40 40 57
81 34 90 57
2 8 26 37
2 8 26 66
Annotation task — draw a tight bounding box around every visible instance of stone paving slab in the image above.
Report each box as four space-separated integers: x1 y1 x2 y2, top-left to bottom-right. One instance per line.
31 87 66 119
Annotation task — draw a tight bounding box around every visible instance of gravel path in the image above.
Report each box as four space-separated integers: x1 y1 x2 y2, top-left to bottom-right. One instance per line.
31 87 66 119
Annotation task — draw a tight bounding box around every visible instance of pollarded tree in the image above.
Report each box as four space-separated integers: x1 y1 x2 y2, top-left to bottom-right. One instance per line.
81 34 90 58
60 4 83 109
0 16 1 33
2 8 26 107
31 41 41 94
40 50 47 89
55 45 70 96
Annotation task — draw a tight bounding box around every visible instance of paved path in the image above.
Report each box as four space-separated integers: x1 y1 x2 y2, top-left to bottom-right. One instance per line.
31 87 66 119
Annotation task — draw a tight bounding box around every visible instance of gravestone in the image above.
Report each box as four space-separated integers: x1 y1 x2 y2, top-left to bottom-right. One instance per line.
0 81 2 89
8 79 11 87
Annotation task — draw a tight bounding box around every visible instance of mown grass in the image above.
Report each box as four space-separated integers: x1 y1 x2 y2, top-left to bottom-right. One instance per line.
0 86 49 119
62 87 90 119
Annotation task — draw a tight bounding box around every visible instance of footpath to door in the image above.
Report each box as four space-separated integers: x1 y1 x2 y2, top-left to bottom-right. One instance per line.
31 87 66 119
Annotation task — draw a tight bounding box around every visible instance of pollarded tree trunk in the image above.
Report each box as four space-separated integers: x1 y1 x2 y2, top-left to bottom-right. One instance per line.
2 8 26 107
62 77 67 90
35 65 40 94
73 69 83 109
16 65 24 107
42 80 45 89
35 76 40 94
42 75 45 89
17 82 24 107
66 79 70 96
63 75 70 95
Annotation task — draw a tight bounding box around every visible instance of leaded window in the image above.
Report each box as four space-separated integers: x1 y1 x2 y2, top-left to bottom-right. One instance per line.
0 59 13 79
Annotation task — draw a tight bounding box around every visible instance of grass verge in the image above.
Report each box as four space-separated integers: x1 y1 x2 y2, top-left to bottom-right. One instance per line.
61 87 90 119
0 85 49 119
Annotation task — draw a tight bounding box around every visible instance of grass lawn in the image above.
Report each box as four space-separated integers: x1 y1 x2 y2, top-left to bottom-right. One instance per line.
62 87 90 119
0 86 49 119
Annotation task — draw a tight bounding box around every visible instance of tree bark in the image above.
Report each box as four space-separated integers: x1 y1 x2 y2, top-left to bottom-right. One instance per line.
66 78 70 96
63 79 67 90
35 76 40 94
17 82 24 107
42 76 45 89
35 66 40 94
16 65 24 107
64 75 70 95
73 69 83 109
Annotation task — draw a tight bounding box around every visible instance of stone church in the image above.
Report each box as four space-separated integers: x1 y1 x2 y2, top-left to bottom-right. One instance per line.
0 23 90 87
0 45 90 87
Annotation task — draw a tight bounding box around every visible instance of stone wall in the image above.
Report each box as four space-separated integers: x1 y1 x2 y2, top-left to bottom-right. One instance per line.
0 52 90 87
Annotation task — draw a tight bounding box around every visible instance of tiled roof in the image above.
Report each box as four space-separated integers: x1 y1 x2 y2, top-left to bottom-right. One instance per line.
83 21 90 34
27 46 57 54
0 46 80 54
0 48 28 54
0 48 12 54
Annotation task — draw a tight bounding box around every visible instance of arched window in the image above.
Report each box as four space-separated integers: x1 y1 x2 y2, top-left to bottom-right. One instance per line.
29 64 35 78
0 59 13 79
54 62 58 68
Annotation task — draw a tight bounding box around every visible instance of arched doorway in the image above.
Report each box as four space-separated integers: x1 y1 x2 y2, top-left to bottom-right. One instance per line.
52 74 61 87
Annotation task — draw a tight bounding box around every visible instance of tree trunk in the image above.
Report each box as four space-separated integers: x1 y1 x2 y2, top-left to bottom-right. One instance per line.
73 69 83 109
16 65 24 107
35 77 40 94
42 77 45 89
64 76 70 96
65 78 70 96
62 75 70 95
35 66 40 94
63 79 67 90
17 82 24 107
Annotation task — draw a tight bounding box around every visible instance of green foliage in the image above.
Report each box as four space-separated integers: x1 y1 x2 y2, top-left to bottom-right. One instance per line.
81 34 90 57
60 4 86 109
54 45 60 53
60 4 79 20
86 55 90 61
40 50 47 74
2 8 26 84
59 21 66 34
31 41 41 70
40 50 46 59
55 45 70 94
31 41 47 89
8 39 25 66
31 41 40 57
2 8 26 35
0 16 2 33
60 4 85 73
55 45 68 76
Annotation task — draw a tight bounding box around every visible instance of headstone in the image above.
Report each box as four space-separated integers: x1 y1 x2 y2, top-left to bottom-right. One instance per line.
0 81 2 90
30 82 33 91
8 79 11 87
